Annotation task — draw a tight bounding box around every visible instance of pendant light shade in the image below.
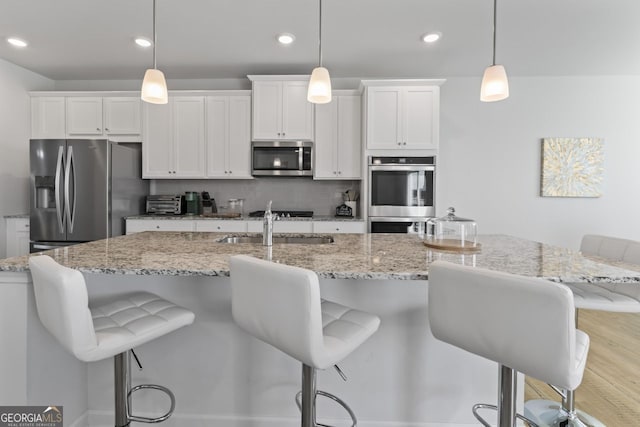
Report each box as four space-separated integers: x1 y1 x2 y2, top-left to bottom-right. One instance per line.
141 69 168 104
141 0 168 104
480 65 509 102
480 0 509 102
308 0 332 104
308 66 332 104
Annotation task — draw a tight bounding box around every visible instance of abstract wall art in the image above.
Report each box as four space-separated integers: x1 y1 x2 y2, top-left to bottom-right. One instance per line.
541 137 604 197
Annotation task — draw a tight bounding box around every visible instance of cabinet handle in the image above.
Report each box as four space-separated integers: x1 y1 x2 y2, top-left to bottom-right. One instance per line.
397 142 401 145
105 128 110 131
282 132 285 136
217 226 221 230
335 228 340 231
403 142 407 145
156 225 160 229
338 171 342 175
229 171 232 174
96 128 101 131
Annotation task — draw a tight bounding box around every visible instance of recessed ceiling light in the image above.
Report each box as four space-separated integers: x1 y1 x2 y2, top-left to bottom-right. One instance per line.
422 32 442 43
7 37 28 48
277 33 295 45
135 37 152 48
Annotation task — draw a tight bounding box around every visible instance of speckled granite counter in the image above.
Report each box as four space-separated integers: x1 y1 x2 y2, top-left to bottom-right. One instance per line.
3 213 28 218
2 233 639 282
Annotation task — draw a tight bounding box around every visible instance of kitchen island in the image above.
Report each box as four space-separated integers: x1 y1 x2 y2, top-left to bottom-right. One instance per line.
1 233 639 427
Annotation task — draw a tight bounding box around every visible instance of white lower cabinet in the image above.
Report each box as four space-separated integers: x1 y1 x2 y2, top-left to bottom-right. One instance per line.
125 219 195 234
247 220 315 234
313 221 366 234
195 221 248 232
5 218 30 257
126 218 366 235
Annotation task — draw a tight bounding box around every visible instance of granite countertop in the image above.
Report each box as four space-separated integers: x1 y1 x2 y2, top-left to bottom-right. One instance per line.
2 233 640 283
126 215 364 222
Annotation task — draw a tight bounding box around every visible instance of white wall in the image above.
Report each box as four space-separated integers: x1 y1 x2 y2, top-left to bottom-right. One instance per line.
0 59 54 258
438 76 640 249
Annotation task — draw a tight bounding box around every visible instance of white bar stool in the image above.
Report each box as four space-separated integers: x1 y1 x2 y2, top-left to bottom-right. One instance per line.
230 255 380 427
428 261 590 427
526 234 640 427
29 255 195 427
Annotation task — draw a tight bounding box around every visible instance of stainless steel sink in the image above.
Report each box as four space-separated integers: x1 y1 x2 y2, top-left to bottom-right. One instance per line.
216 236 334 244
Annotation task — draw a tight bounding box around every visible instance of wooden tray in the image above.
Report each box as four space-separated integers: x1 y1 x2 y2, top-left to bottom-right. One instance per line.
423 239 481 253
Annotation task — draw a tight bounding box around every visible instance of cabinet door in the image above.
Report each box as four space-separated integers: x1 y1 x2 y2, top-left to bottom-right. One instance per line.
126 219 195 234
5 218 30 257
66 97 103 135
227 96 252 178
403 87 436 149
313 221 366 234
173 97 206 178
104 97 141 136
273 221 313 233
336 95 361 179
366 87 402 149
281 81 314 141
252 81 282 140
142 101 173 178
195 220 247 232
313 100 337 179
31 97 66 139
206 96 229 177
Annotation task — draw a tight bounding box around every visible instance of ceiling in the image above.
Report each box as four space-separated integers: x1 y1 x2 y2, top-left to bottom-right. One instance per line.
1 0 639 82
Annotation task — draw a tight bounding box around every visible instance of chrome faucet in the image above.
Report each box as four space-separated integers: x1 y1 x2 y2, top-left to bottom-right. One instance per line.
263 201 274 246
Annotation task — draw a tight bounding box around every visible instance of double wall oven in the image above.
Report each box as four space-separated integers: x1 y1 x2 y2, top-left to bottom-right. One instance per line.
368 156 435 233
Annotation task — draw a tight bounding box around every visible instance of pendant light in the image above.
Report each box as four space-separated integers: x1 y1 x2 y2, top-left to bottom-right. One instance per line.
307 0 332 104
141 0 168 104
480 0 509 102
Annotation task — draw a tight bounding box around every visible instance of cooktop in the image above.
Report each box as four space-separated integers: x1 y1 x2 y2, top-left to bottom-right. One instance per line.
248 210 314 218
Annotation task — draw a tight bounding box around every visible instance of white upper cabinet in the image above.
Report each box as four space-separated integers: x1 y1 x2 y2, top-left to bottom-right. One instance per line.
143 96 206 178
66 96 141 141
31 94 141 141
31 97 66 139
66 97 103 135
206 95 253 179
103 97 142 136
314 92 362 179
249 76 314 141
362 80 444 150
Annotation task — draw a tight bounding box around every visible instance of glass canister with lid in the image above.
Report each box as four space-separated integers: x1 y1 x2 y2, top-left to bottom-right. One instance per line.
425 207 479 251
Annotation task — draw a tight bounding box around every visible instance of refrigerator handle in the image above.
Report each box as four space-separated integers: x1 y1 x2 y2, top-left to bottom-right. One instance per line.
64 146 76 233
55 146 65 234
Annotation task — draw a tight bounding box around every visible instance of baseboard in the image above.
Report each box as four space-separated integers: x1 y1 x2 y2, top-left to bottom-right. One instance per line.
68 411 89 427
86 410 479 427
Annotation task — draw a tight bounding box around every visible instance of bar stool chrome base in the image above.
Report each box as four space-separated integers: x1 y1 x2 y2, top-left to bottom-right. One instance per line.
114 350 176 427
524 399 605 427
294 364 357 427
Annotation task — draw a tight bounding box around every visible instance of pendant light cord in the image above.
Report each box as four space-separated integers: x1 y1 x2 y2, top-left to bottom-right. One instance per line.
492 0 497 66
318 0 323 67
153 0 157 69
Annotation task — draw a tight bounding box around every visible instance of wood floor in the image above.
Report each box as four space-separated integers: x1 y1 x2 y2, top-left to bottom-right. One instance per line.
524 309 640 426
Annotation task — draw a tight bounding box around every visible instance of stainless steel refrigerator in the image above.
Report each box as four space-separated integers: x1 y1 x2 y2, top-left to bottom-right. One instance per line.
30 139 149 252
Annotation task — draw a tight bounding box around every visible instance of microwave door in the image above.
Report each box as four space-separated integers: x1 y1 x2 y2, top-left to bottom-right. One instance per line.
30 139 67 242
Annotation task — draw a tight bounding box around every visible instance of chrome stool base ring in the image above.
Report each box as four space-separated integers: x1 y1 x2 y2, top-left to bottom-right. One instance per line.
473 403 539 427
296 390 357 427
524 399 605 427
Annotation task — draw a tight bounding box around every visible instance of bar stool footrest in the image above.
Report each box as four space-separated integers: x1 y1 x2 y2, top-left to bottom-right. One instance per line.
295 390 357 427
127 384 176 424
524 399 605 427
473 403 539 427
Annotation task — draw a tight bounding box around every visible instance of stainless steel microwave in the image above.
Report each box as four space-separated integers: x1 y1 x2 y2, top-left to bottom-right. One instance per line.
252 141 313 176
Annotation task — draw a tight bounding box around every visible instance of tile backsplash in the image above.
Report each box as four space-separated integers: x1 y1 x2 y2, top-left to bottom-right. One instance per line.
152 178 361 217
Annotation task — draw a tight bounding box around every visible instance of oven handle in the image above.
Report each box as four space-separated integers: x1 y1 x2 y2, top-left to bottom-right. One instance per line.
368 217 429 222
368 165 435 172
